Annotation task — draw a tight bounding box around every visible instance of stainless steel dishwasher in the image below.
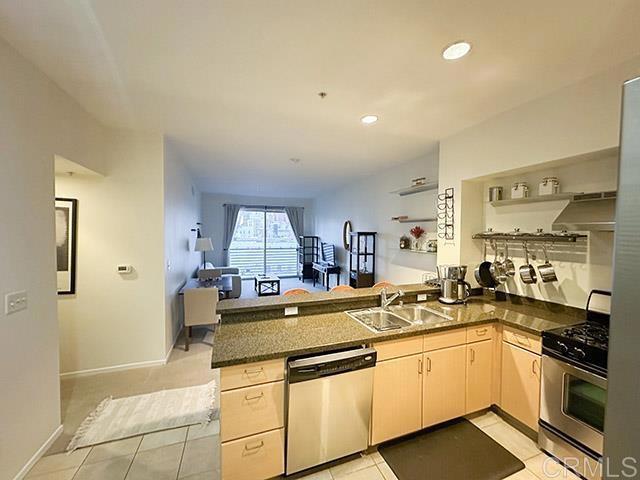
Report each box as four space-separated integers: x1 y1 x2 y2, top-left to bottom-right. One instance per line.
286 347 377 475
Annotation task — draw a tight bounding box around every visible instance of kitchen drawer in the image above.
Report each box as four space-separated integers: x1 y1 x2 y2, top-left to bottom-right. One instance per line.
221 358 285 391
222 428 284 480
374 335 423 361
466 324 495 343
423 328 466 352
502 326 541 355
221 381 284 442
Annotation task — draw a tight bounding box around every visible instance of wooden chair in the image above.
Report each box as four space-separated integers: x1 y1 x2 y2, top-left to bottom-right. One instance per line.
184 287 219 351
373 281 395 289
330 285 354 293
283 288 311 296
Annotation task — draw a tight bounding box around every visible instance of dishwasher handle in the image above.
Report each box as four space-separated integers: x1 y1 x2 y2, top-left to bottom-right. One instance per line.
288 347 377 384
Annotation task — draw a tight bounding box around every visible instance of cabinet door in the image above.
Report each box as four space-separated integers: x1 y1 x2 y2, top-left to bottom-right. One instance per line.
466 340 493 414
501 342 541 430
371 354 422 444
423 345 466 428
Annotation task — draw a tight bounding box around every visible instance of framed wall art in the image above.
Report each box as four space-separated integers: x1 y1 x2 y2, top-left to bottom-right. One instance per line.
55 198 78 295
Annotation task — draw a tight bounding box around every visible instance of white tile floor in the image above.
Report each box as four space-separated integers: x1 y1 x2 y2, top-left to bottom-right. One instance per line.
25 422 220 480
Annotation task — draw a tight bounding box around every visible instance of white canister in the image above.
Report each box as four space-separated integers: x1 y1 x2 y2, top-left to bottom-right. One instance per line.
539 177 560 196
511 182 529 199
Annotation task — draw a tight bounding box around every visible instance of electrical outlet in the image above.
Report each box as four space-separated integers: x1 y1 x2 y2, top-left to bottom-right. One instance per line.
417 293 428 302
5 290 27 315
284 306 299 316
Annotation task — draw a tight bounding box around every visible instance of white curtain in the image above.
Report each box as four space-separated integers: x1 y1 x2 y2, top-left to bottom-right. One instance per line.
284 206 304 244
222 204 242 264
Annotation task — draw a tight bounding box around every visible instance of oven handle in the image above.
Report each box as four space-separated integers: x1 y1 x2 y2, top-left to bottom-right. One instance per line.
542 354 607 389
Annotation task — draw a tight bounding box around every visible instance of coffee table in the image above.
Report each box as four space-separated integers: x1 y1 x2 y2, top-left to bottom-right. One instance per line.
254 275 281 296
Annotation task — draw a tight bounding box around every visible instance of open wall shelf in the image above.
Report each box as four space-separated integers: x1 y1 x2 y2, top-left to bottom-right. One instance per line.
489 192 581 207
390 183 439 196
391 217 437 223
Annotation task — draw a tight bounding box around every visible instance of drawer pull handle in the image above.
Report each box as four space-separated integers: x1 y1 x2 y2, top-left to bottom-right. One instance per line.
532 359 539 375
476 328 488 335
470 348 475 364
244 392 265 401
244 440 264 451
244 367 264 376
514 333 529 345
426 357 432 373
418 358 423 374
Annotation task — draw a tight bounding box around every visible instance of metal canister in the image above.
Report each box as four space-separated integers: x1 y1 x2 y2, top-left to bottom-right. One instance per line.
488 186 503 202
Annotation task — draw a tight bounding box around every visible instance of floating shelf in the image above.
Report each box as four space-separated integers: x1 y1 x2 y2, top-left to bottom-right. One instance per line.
398 248 437 254
390 183 439 196
489 192 581 207
391 217 437 223
472 232 588 243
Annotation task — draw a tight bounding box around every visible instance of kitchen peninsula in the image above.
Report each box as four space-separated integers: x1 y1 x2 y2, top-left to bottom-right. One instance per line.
211 285 581 480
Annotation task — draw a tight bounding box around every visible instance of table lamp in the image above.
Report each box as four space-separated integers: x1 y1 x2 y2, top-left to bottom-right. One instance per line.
195 237 214 266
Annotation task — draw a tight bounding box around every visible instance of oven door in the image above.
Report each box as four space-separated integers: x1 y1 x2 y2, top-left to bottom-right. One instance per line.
540 354 607 455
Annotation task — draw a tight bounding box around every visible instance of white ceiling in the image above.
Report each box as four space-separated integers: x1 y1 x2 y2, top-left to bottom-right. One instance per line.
2 1 640 197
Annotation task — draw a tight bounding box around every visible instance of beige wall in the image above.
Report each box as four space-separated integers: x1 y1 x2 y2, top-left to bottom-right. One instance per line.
55 131 166 375
0 37 107 479
164 142 201 355
313 151 439 284
438 56 640 308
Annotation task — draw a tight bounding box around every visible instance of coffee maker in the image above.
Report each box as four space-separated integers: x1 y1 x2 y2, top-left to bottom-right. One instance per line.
437 265 471 304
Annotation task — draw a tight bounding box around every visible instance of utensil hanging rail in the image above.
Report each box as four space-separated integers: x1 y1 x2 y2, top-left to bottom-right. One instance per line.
472 232 587 243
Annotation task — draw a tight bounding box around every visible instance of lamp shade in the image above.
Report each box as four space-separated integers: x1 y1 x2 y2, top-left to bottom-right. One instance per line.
194 237 214 252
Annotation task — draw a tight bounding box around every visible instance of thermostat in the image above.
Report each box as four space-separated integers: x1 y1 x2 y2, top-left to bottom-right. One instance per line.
117 265 133 274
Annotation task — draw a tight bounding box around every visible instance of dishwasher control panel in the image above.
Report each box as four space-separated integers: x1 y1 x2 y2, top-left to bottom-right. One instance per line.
288 347 377 384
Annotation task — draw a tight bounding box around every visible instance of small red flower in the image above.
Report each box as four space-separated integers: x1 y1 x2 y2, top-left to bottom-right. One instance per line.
410 226 425 239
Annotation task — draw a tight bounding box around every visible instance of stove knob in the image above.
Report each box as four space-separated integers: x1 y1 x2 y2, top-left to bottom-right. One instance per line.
557 342 569 354
573 347 586 359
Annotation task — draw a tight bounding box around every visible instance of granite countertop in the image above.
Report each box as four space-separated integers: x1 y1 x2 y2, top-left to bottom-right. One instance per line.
216 283 440 314
211 298 580 368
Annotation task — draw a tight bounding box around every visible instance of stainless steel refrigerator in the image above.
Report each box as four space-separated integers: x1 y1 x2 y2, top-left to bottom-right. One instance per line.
603 76 640 478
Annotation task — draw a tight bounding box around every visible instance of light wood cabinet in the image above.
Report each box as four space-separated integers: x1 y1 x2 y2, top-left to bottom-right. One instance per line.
374 336 423 361
466 340 493 414
371 353 423 444
422 345 466 428
221 428 284 480
501 342 541 430
423 328 466 352
466 324 495 343
502 326 542 355
220 381 284 442
220 358 285 391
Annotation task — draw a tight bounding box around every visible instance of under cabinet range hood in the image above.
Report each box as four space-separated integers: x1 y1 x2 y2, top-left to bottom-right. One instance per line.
552 191 617 232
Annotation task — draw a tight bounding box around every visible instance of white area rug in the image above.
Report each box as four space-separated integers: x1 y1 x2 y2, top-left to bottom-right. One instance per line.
67 380 216 451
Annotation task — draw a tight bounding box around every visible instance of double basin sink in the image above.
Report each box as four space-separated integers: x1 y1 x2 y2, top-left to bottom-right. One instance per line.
346 304 453 333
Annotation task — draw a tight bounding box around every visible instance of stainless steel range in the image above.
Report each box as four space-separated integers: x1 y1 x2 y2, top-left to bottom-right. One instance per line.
539 290 611 480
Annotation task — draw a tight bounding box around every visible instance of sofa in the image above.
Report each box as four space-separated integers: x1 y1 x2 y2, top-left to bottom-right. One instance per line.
197 262 242 299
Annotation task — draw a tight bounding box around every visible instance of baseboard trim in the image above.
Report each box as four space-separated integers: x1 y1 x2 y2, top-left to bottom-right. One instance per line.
59 358 168 379
13 424 63 480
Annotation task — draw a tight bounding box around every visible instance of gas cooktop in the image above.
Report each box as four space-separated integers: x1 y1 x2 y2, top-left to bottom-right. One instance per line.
542 290 611 376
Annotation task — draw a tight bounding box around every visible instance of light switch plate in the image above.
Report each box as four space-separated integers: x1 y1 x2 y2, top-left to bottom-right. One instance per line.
5 290 27 315
417 294 428 302
284 306 299 316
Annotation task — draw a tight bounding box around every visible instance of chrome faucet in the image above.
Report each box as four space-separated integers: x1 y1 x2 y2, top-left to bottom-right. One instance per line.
380 288 405 310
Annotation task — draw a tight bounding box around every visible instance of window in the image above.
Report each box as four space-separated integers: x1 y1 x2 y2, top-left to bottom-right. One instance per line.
229 208 299 278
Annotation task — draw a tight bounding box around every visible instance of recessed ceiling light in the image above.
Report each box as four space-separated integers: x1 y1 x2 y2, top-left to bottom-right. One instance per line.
361 115 378 125
290 157 301 164
442 41 472 60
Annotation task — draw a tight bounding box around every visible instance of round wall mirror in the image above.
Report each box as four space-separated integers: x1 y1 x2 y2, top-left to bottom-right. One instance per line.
343 220 352 249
